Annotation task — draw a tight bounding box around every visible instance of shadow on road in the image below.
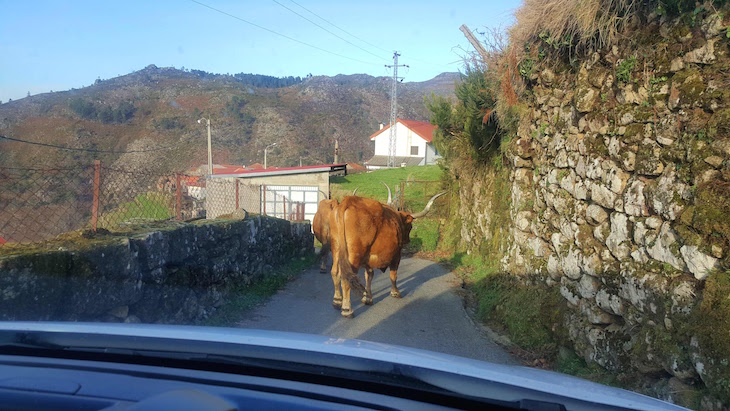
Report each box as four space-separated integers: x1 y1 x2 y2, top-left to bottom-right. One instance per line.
234 256 516 365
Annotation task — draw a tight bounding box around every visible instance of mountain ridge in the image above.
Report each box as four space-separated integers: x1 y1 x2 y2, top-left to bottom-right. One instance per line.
0 65 459 175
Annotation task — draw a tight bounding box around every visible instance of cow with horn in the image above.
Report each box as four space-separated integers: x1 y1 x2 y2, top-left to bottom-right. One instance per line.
328 191 446 317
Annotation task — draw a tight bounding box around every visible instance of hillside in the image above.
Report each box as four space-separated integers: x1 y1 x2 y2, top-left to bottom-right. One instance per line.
0 65 458 174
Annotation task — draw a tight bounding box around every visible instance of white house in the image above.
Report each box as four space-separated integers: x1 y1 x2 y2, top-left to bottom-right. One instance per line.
365 119 440 170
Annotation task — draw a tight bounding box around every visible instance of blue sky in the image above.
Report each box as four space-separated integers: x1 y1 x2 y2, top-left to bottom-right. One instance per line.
0 0 520 102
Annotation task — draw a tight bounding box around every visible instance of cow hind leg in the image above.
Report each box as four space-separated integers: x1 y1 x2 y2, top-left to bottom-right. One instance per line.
340 278 354 317
389 269 401 298
361 268 374 305
330 266 342 308
319 246 329 273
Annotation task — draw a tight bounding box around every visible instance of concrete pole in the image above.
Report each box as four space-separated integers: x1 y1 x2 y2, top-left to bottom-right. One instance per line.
207 118 213 176
334 139 339 164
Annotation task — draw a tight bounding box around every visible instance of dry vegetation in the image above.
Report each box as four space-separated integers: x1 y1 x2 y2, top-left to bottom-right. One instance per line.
511 0 640 59
479 0 714 129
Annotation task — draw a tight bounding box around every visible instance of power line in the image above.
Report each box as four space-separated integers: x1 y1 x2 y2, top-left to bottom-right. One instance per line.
189 0 379 67
288 0 391 55
0 135 175 153
271 0 387 62
287 0 453 71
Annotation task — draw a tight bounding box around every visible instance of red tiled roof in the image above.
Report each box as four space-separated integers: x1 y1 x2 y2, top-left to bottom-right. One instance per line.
214 164 248 174
247 163 265 170
368 119 436 143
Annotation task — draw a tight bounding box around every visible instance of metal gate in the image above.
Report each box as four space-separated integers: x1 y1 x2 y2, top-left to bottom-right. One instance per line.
262 185 320 223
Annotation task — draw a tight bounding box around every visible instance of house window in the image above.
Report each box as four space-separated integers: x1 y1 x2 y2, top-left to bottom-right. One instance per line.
410 146 418 156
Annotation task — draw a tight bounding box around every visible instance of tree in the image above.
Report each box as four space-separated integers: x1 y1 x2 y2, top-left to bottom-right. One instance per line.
113 101 136 122
97 105 114 123
426 66 501 163
69 98 97 119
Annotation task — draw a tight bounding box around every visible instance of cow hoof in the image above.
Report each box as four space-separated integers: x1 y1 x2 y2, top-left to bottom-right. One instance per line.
341 309 354 318
390 290 401 298
320 268 327 273
361 296 373 305
332 298 342 308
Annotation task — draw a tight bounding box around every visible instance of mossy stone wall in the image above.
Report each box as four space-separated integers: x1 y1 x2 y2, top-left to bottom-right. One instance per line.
0 217 313 324
452 9 730 409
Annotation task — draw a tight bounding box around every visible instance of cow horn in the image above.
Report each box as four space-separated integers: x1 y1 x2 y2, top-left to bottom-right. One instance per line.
381 181 392 205
352 187 359 196
410 191 447 219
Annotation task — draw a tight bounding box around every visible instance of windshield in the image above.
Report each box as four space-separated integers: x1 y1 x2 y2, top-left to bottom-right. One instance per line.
1 1 728 410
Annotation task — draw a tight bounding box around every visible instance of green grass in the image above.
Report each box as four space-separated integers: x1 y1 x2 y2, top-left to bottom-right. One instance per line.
100 192 173 229
405 218 440 253
329 165 447 254
203 254 317 327
330 165 443 204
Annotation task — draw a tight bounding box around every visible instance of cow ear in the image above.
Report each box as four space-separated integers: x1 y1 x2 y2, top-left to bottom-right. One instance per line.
404 214 414 224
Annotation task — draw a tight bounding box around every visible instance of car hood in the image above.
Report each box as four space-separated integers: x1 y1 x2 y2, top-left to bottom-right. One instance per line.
0 322 687 411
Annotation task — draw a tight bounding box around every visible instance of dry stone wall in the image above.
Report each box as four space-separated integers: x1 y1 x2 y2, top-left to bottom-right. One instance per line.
0 217 313 324
456 10 730 407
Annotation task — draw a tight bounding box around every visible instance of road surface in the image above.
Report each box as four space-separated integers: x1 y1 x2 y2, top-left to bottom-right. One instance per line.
236 256 517 365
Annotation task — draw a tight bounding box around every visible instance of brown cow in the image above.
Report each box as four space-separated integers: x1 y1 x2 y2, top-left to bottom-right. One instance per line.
328 192 444 317
312 188 358 273
312 198 338 273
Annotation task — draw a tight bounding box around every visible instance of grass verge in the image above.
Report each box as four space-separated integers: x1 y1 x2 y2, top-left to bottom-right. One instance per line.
202 253 317 327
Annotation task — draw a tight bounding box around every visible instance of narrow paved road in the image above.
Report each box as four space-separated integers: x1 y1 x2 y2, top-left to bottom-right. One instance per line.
236 256 517 365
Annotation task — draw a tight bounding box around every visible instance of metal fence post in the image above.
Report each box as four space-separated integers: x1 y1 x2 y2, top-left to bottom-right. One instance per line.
175 173 182 221
399 181 405 211
91 160 101 231
261 184 266 215
235 179 239 210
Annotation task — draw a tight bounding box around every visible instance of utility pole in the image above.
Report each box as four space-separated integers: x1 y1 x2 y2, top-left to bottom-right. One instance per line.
334 139 339 164
198 117 213 175
385 51 408 168
459 25 489 61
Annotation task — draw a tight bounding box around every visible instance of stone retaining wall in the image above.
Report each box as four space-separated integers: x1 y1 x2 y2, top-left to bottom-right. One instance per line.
455 10 730 407
0 217 313 324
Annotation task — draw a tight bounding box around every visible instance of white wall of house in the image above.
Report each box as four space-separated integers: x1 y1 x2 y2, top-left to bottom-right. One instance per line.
373 122 429 158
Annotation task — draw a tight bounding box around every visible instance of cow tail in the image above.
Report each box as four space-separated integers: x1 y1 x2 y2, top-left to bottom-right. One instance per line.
336 206 366 294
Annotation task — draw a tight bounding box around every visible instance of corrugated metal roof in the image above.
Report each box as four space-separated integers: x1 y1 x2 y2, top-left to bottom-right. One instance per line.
209 163 347 178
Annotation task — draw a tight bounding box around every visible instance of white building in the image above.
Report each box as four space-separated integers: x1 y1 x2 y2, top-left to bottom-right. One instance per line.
204 164 347 223
365 119 441 170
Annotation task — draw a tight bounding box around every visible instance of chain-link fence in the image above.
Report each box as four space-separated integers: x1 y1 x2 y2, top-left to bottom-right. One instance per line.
95 162 206 230
1 160 309 247
0 165 95 244
205 177 305 221
0 160 203 246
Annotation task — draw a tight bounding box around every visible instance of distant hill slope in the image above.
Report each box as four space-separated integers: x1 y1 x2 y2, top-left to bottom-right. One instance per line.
0 65 459 174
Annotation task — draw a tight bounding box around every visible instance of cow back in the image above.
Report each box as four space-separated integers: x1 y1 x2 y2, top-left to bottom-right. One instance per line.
333 196 407 272
313 199 337 245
